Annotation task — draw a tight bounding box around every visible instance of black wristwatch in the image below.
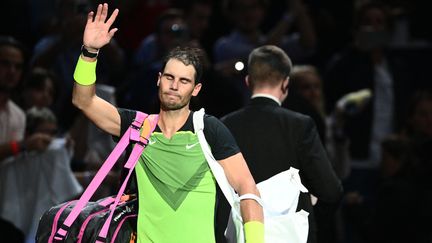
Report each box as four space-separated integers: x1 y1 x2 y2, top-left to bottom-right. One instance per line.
81 45 99 58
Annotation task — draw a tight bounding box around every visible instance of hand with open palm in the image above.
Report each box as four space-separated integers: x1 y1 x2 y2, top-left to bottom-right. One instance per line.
83 3 119 51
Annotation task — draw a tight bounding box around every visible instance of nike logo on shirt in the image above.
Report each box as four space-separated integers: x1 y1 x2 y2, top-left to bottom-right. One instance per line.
186 142 200 150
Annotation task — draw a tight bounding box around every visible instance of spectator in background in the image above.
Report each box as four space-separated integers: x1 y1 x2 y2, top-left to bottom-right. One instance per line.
213 0 316 107
19 67 57 111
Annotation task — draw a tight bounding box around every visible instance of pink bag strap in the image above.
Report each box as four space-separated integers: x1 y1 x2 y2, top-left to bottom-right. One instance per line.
52 112 158 242
96 114 158 242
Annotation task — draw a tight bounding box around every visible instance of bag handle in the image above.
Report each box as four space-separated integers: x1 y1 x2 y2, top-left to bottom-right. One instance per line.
52 112 158 242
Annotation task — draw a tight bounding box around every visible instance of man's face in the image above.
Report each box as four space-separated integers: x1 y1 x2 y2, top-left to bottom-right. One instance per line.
0 46 24 92
158 59 201 111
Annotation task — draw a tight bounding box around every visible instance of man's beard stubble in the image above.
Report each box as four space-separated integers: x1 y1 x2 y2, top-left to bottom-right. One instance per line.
159 92 190 111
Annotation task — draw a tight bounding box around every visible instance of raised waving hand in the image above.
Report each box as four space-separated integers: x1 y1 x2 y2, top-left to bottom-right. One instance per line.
83 3 119 51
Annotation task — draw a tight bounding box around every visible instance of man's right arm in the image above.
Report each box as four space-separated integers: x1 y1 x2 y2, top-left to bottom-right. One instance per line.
72 57 120 137
72 3 121 137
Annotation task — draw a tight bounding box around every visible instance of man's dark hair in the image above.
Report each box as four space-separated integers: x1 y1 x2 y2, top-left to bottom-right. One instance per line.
247 45 292 89
162 46 204 84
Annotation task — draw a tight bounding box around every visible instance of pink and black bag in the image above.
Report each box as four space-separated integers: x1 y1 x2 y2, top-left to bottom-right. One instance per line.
36 112 158 243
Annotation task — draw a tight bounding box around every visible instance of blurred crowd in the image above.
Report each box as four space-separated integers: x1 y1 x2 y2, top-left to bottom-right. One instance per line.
0 0 431 242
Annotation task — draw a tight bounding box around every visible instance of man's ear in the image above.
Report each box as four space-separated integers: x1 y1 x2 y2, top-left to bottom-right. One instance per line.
157 72 161 86
281 77 289 94
245 75 250 87
192 83 202 96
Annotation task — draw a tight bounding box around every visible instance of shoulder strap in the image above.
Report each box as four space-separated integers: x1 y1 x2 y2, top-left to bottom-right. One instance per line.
193 108 238 208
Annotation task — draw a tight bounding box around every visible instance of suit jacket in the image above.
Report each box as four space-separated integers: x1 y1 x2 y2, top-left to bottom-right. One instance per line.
220 97 343 243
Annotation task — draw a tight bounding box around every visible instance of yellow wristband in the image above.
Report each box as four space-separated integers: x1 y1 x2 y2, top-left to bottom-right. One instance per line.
73 56 97 85
244 221 264 243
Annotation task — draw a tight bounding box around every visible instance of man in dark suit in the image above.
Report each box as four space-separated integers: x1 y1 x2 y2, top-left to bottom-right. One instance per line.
220 45 343 243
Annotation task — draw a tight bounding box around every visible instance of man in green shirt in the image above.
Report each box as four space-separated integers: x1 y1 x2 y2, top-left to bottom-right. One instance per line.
71 3 264 242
